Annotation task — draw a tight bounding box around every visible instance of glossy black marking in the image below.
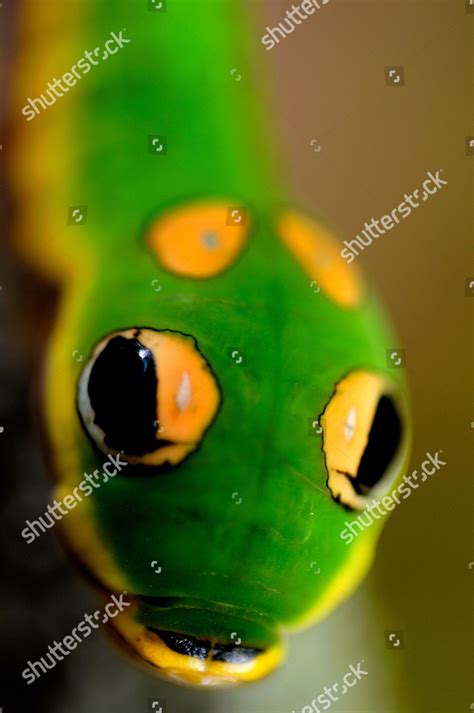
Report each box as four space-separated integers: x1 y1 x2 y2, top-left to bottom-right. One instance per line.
353 395 402 495
212 643 263 663
148 629 211 660
88 336 159 455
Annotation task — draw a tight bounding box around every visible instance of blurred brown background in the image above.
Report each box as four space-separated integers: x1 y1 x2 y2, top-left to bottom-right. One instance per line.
1 1 472 712
264 1 473 711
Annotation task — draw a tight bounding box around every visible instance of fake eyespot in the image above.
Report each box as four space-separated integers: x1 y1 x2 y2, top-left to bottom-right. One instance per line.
77 328 221 467
147 201 250 278
320 371 407 510
278 211 365 309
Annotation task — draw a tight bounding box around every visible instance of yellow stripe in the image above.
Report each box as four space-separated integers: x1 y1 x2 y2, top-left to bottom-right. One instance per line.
11 1 129 593
283 538 375 632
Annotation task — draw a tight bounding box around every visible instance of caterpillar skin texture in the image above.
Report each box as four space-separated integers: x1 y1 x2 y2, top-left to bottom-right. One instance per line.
10 0 411 688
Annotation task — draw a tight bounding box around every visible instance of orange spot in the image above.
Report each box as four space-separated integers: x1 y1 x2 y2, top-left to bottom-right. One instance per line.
278 212 364 308
147 202 249 278
321 371 401 509
114 329 220 467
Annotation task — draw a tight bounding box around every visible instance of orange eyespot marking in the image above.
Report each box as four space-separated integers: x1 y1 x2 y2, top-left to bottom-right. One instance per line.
147 202 250 278
320 371 405 510
137 330 220 464
77 328 221 468
278 211 364 309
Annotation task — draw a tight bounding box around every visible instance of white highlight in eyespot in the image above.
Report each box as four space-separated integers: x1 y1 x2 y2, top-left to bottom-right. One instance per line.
176 372 192 412
77 356 108 453
344 407 356 442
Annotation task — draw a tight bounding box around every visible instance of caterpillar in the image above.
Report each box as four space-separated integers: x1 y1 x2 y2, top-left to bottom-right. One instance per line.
9 0 410 688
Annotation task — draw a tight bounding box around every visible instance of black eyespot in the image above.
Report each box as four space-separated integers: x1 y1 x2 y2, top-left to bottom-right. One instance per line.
321 370 408 510
77 328 221 468
352 395 402 496
87 335 159 456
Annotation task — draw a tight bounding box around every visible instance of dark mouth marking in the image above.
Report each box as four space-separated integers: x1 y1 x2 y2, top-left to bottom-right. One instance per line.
211 642 263 664
151 629 211 661
147 628 263 664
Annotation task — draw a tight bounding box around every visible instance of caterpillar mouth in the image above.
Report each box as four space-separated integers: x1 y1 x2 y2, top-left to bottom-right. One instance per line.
147 628 264 664
105 598 284 688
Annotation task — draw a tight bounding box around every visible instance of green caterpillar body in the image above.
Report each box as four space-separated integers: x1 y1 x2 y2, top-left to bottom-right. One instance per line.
11 0 410 687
